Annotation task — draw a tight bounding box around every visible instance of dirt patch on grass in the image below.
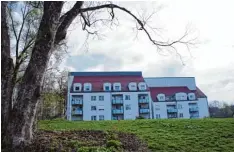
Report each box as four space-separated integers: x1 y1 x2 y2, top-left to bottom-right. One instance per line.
10 130 150 152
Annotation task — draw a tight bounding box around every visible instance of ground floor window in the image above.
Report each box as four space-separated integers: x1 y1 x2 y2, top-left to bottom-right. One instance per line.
91 115 97 120
156 114 160 119
179 113 183 118
99 115 104 120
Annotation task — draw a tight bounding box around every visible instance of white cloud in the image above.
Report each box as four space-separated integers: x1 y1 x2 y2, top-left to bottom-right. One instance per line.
62 0 234 104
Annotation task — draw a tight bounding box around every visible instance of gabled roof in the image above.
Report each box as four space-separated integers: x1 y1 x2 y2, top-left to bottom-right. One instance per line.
70 72 147 92
149 86 207 102
195 87 207 98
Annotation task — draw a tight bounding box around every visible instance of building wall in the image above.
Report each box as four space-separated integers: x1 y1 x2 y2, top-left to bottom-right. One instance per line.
82 92 112 121
177 101 191 118
68 91 152 121
197 98 209 118
144 77 196 90
151 99 209 119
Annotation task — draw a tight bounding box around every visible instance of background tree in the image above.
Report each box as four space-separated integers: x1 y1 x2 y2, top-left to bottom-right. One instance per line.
1 1 197 149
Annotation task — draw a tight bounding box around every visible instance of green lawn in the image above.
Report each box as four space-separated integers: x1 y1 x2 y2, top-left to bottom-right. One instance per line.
39 118 234 152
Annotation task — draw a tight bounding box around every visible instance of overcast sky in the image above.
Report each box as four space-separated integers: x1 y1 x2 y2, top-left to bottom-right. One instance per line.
60 0 234 103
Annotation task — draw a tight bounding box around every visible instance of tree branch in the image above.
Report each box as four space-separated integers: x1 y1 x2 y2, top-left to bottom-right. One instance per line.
54 1 84 45
79 4 195 49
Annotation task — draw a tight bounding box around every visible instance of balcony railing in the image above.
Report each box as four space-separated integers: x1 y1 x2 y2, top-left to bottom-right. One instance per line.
71 100 83 105
112 117 118 120
167 108 178 113
189 107 199 112
139 108 150 113
72 110 83 115
112 99 123 104
112 109 124 114
190 115 199 118
139 99 149 103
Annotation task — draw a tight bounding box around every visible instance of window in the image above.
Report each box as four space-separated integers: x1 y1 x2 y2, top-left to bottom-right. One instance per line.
155 105 160 110
125 95 130 100
99 115 104 120
156 114 160 119
91 96 96 101
105 86 110 91
99 96 104 101
91 116 96 121
160 96 164 100
84 86 90 91
178 104 182 109
91 106 96 111
115 86 120 90
126 104 131 110
179 113 183 118
75 86 80 91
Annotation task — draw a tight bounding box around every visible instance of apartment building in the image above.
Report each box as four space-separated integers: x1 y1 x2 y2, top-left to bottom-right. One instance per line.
67 72 151 121
66 72 209 121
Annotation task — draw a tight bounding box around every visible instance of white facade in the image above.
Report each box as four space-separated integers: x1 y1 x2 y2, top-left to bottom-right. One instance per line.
68 90 152 121
152 98 209 119
67 73 209 121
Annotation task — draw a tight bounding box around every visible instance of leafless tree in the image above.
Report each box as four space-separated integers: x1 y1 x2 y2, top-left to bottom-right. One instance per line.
1 1 197 149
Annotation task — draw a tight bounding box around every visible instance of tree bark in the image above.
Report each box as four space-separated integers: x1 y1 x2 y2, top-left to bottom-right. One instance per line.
9 2 64 147
1 1 14 148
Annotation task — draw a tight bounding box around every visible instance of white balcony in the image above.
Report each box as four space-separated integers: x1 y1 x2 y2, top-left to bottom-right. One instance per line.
72 110 83 115
71 99 83 105
112 99 123 104
189 107 199 112
139 98 149 103
139 108 150 113
112 109 124 114
167 108 178 113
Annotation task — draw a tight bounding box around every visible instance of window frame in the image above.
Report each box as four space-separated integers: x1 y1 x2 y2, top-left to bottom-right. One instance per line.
99 95 104 101
91 115 97 121
125 95 130 100
99 115 104 120
91 106 97 111
91 96 96 101
125 104 131 110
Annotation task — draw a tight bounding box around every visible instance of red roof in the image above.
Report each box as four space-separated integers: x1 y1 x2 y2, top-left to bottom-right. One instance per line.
149 86 207 102
195 87 207 98
71 75 148 92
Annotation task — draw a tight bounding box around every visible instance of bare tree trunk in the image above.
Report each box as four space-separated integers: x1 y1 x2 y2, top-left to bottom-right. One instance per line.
9 2 64 147
1 1 14 148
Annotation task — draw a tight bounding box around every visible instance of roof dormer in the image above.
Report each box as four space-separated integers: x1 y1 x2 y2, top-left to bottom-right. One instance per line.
103 82 111 91
188 93 196 100
113 82 121 91
157 93 165 101
83 83 92 91
138 82 147 91
73 83 82 92
128 82 137 91
175 92 187 101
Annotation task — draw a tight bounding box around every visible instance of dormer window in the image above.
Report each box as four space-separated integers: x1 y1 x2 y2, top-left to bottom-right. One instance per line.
105 86 110 91
84 83 92 91
128 82 137 91
188 93 196 100
138 82 146 91
103 83 111 91
73 83 82 92
113 83 121 91
157 93 165 101
115 86 120 90
75 86 80 91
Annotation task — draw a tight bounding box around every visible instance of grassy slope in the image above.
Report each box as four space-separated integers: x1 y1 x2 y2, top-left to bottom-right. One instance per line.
39 118 234 152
